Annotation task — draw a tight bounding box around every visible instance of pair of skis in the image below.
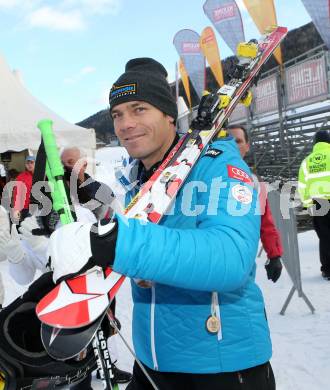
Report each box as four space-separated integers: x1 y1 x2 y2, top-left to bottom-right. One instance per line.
36 26 287 367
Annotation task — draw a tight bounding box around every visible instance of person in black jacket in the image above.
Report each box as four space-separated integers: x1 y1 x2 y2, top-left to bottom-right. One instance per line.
61 147 115 220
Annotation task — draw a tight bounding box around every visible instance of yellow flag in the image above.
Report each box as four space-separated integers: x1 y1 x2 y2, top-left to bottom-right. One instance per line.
179 59 192 109
200 26 224 87
242 0 283 64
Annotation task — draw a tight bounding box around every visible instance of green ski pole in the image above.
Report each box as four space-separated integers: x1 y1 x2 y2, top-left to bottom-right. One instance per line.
37 118 119 390
37 119 74 225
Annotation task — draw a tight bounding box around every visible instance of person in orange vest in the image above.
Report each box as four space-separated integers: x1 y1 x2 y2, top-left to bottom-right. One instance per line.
228 125 283 282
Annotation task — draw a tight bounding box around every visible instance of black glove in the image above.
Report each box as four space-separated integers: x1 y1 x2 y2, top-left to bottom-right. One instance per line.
265 257 283 283
89 219 118 268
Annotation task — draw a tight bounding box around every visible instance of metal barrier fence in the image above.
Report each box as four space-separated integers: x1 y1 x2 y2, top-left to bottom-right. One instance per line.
267 189 315 314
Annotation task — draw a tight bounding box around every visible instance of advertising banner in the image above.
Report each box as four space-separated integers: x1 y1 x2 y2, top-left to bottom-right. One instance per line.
253 74 278 115
285 55 329 108
178 59 192 108
229 103 248 122
242 0 283 64
173 29 206 99
203 0 245 54
301 0 330 49
200 26 224 87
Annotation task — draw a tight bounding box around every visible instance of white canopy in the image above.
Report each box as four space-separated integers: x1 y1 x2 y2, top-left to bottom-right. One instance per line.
0 55 96 160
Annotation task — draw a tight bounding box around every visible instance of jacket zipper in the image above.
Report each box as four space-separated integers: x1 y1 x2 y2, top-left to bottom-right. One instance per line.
151 285 158 370
212 292 223 341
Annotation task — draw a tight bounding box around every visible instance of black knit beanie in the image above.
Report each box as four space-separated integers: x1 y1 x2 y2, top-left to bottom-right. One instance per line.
109 58 178 120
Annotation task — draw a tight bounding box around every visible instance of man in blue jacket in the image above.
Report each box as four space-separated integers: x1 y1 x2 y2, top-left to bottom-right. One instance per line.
49 58 275 389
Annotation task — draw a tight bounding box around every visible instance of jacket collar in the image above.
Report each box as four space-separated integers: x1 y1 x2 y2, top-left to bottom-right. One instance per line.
313 142 330 152
115 133 180 193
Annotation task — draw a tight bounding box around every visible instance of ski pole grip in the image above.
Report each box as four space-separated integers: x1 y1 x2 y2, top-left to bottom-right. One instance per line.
37 119 64 178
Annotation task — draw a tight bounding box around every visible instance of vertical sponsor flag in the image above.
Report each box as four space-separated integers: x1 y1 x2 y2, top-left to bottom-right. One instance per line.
203 0 245 54
178 59 192 109
200 26 224 87
173 29 206 100
301 0 330 49
242 0 283 64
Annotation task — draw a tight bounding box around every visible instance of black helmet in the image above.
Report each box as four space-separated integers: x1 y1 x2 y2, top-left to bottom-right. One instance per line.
313 129 330 144
0 273 96 389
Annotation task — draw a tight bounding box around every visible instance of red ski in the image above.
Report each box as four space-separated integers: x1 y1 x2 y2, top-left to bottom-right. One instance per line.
37 268 124 328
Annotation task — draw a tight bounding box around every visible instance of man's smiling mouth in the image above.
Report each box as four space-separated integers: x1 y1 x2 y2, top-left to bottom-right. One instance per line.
124 134 145 142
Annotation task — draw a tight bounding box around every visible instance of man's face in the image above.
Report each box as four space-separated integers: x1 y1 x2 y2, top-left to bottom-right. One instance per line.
61 149 86 177
112 101 176 169
229 127 250 158
25 160 35 173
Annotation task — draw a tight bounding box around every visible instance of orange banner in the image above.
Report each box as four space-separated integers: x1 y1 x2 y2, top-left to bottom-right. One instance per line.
179 59 192 109
242 0 282 64
200 26 224 87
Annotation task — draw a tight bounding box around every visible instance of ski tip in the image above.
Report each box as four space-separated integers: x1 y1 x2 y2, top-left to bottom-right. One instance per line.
274 26 288 34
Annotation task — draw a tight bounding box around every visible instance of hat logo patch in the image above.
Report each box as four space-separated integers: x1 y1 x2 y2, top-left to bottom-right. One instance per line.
110 83 137 99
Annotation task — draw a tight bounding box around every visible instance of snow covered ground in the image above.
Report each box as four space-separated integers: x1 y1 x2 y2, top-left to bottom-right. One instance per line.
1 229 328 389
257 230 330 390
1 147 329 389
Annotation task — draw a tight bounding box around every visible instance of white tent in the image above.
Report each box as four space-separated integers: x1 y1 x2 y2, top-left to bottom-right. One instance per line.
0 54 96 172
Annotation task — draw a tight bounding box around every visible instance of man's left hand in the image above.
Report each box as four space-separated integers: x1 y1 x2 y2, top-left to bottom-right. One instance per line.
265 257 283 283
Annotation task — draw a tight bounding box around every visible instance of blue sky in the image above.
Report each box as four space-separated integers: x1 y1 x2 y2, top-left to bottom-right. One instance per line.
0 0 311 124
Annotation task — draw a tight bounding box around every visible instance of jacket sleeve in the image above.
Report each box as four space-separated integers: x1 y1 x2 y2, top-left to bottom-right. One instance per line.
260 198 283 258
113 153 261 293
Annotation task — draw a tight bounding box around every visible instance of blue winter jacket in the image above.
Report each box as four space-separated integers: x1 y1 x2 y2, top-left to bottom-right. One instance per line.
112 135 272 373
